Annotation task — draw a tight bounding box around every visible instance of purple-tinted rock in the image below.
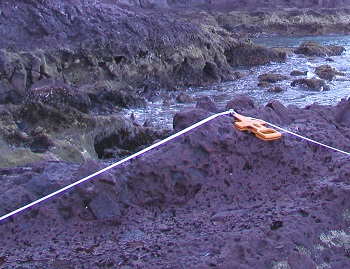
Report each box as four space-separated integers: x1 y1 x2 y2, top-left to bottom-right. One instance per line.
195 96 221 113
226 96 255 112
288 252 317 269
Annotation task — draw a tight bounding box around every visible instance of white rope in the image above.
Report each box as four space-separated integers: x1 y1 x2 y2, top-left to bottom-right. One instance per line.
2 108 349 222
0 110 233 222
265 121 350 157
231 109 350 157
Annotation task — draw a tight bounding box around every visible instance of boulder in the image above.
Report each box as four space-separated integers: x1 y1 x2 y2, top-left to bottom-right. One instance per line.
176 92 194 104
258 73 289 83
294 41 345 57
291 78 328 91
268 86 284 93
290 70 308 76
195 96 221 113
315 64 345 80
226 95 255 112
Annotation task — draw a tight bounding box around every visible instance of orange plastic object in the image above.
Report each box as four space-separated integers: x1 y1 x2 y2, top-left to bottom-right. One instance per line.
233 113 282 141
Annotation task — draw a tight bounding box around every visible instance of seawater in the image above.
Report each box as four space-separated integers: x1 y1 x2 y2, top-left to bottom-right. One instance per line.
126 35 350 128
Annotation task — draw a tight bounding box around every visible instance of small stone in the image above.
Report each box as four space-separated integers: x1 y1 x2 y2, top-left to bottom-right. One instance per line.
88 192 121 220
176 92 193 103
270 220 283 231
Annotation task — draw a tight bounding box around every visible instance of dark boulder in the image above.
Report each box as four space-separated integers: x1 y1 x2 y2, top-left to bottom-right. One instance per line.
291 78 328 91
226 95 255 112
195 96 221 113
173 108 212 132
290 70 308 76
315 64 345 80
176 92 194 104
28 78 91 113
258 73 289 83
268 86 284 93
294 41 345 57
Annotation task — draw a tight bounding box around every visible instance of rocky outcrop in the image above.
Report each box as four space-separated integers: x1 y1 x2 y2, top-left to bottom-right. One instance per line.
225 41 287 66
28 78 91 113
2 98 350 268
216 8 350 37
0 102 165 168
294 41 346 57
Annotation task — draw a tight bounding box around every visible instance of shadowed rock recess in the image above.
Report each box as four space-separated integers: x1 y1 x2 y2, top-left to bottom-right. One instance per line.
1 0 350 268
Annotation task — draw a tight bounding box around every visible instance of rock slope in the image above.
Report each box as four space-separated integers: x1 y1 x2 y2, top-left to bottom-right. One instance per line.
1 97 350 268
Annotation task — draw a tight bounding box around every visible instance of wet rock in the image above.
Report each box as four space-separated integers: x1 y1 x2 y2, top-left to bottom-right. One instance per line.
335 98 350 126
176 92 194 104
257 81 271 88
173 108 212 131
225 41 287 66
195 96 221 113
294 41 345 57
258 73 288 83
315 64 345 80
233 71 245 79
291 78 328 91
28 78 91 113
290 70 308 76
268 86 284 93
266 100 292 124
226 96 255 112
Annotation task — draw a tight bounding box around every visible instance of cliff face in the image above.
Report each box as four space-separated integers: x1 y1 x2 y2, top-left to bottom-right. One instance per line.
109 0 350 9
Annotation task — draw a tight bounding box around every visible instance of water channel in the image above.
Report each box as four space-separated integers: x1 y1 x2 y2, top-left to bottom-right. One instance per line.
126 35 350 128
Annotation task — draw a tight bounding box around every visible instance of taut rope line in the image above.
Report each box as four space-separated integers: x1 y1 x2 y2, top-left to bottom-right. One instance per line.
228 107 350 157
265 121 350 157
0 110 232 222
1 109 350 222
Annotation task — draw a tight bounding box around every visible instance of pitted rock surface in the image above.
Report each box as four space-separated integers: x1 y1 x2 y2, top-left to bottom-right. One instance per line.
1 98 350 268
